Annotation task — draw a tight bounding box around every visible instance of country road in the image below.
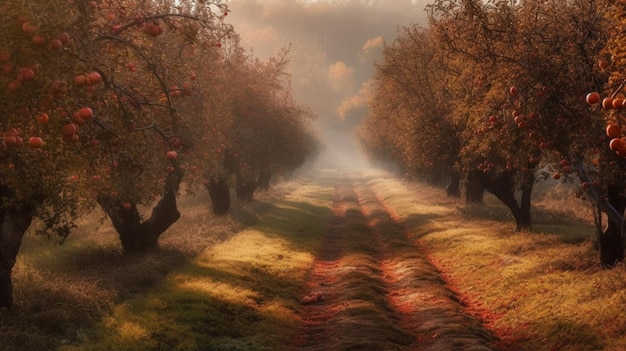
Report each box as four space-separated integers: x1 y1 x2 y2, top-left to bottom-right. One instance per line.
5 168 608 351
294 173 496 350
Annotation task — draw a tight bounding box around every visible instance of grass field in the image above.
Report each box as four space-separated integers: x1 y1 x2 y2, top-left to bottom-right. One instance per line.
1 168 625 350
366 171 625 351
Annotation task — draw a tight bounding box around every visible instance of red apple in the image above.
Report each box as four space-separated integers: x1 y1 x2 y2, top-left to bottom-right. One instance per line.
609 138 625 152
74 74 87 86
166 150 178 160
35 112 49 124
32 34 46 46
18 68 35 81
22 22 36 33
49 38 63 50
62 123 79 137
606 123 621 139
586 92 601 105
86 71 102 85
78 107 93 119
28 136 44 149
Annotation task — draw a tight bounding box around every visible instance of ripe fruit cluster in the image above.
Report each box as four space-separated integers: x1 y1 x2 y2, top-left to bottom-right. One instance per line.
585 93 626 157
73 71 103 94
62 123 80 144
71 107 94 126
586 91 626 110
3 128 23 148
300 290 325 305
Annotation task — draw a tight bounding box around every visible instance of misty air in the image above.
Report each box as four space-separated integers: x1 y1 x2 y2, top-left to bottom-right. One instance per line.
0 1 624 350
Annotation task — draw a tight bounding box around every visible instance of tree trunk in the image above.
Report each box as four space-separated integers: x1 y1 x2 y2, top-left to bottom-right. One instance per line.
518 172 534 230
572 160 626 266
206 177 230 216
600 184 626 267
0 207 35 310
446 171 461 197
236 176 257 201
464 172 485 203
474 170 532 231
491 185 525 230
257 170 271 191
98 168 183 253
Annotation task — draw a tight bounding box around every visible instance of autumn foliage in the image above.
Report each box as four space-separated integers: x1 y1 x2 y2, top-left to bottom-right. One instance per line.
359 0 626 265
0 0 317 310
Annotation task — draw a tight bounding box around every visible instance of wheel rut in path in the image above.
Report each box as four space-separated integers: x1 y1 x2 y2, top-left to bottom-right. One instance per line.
294 174 497 351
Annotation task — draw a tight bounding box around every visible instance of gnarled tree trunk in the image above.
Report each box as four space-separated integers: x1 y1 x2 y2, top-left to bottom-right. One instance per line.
0 206 35 310
98 168 183 253
206 176 230 216
473 170 533 231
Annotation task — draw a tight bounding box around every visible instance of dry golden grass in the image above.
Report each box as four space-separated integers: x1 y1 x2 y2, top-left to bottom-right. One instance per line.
2 174 325 351
365 169 626 351
55 171 336 351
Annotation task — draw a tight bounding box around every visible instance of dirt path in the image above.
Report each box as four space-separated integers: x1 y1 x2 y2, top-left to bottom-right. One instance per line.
295 174 497 351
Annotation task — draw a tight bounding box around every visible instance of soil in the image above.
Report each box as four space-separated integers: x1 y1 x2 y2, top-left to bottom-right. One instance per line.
294 174 498 351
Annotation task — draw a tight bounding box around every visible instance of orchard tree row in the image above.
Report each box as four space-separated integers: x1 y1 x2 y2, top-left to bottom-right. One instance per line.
0 0 318 310
359 0 626 266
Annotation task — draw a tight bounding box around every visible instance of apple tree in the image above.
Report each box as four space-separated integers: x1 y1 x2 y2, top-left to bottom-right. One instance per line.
359 26 462 196
229 53 317 200
588 0 626 266
0 0 104 311
0 0 233 310
426 0 608 230
82 0 234 252
198 47 318 211
362 0 611 234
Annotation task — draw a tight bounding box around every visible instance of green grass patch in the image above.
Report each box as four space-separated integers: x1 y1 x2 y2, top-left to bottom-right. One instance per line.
58 172 336 351
0 174 335 351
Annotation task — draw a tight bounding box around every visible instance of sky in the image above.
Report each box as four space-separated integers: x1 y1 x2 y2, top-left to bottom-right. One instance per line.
223 0 430 167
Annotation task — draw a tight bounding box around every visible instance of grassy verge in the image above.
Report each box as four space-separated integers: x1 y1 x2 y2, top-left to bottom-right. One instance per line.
365 170 626 351
0 171 334 350
58 170 337 350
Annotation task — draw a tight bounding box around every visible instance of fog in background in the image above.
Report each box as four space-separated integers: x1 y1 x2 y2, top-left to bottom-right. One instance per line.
224 0 429 169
